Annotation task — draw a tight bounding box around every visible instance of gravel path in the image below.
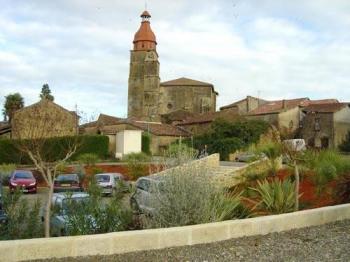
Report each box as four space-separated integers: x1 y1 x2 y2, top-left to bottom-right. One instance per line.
32 219 350 262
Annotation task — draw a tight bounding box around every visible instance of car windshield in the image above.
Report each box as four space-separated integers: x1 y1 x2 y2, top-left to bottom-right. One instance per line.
96 175 110 182
61 197 89 214
14 172 33 179
56 175 78 181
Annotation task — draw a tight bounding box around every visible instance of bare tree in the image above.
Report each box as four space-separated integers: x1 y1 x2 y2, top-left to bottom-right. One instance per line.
11 100 79 237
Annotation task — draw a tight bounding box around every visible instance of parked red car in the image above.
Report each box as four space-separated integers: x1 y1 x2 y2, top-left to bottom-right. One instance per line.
9 170 37 193
54 174 82 193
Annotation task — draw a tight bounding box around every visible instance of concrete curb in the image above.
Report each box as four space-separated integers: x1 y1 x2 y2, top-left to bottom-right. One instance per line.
1 203 350 261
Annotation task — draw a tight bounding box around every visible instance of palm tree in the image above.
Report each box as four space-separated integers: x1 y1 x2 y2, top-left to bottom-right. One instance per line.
2 93 24 121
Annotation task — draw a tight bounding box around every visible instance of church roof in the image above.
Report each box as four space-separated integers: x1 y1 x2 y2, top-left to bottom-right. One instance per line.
161 77 213 87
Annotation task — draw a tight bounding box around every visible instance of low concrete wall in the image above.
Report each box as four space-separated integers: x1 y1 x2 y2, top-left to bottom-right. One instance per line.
1 203 350 261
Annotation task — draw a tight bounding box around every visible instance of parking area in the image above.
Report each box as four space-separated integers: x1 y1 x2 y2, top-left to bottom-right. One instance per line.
1 186 132 211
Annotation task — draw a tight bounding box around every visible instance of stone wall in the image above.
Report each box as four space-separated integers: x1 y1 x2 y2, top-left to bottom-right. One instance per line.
159 85 216 115
334 107 350 147
301 112 334 148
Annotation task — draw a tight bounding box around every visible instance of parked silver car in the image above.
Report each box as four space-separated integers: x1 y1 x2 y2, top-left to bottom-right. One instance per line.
42 192 91 236
95 173 129 195
130 176 163 214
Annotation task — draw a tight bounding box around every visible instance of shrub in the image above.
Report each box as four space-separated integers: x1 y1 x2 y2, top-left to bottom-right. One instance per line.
143 162 244 228
61 182 133 236
0 190 43 240
249 178 297 215
303 150 350 194
77 153 99 166
210 137 244 161
0 135 109 164
125 152 150 180
72 164 86 182
141 133 151 155
0 163 16 183
165 143 198 167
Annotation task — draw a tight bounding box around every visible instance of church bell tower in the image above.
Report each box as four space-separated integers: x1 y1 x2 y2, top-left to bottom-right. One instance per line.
128 10 160 121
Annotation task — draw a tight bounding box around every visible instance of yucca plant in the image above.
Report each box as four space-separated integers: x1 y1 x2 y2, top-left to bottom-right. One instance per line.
249 178 298 215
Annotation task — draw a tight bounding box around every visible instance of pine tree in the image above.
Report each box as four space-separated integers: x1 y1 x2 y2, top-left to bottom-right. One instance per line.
40 84 54 101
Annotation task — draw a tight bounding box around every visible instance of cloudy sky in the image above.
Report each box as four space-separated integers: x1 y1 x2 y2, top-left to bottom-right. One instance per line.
1 0 350 121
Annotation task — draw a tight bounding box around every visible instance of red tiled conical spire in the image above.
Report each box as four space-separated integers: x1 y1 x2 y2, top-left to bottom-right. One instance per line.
133 11 157 51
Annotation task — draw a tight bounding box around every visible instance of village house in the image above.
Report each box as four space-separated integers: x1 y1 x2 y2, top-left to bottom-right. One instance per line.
220 95 268 115
1 99 78 139
300 103 350 149
80 114 190 156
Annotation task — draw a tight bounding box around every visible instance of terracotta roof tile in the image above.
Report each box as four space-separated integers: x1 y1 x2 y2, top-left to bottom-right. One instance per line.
161 77 213 87
220 96 268 110
248 98 309 115
80 114 189 137
302 103 349 113
97 114 122 126
300 99 339 106
177 108 241 126
129 121 190 137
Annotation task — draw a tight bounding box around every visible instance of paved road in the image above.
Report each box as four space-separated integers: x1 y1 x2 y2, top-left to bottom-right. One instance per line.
34 219 350 262
220 161 247 168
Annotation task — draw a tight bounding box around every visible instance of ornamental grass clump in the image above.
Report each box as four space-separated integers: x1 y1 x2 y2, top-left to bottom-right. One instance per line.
304 150 350 194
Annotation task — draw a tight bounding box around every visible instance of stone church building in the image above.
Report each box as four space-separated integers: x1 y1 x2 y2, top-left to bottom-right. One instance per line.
128 11 218 122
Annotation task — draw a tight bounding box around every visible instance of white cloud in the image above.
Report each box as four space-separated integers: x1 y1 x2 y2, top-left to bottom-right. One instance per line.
0 0 349 119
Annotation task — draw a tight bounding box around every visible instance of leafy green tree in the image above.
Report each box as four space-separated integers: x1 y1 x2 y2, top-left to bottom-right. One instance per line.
40 84 54 101
186 119 269 160
2 93 24 121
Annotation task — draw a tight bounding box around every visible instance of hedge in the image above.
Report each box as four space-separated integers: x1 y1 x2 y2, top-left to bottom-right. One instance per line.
0 135 109 165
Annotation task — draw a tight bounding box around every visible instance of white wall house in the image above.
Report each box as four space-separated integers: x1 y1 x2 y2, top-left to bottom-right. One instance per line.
115 130 142 159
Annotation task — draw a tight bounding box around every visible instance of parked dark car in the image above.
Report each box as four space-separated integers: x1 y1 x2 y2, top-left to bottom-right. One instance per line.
0 182 8 224
54 174 82 193
9 170 37 193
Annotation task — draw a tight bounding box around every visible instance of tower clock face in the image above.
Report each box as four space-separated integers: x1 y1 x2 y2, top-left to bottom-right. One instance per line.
145 51 157 61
